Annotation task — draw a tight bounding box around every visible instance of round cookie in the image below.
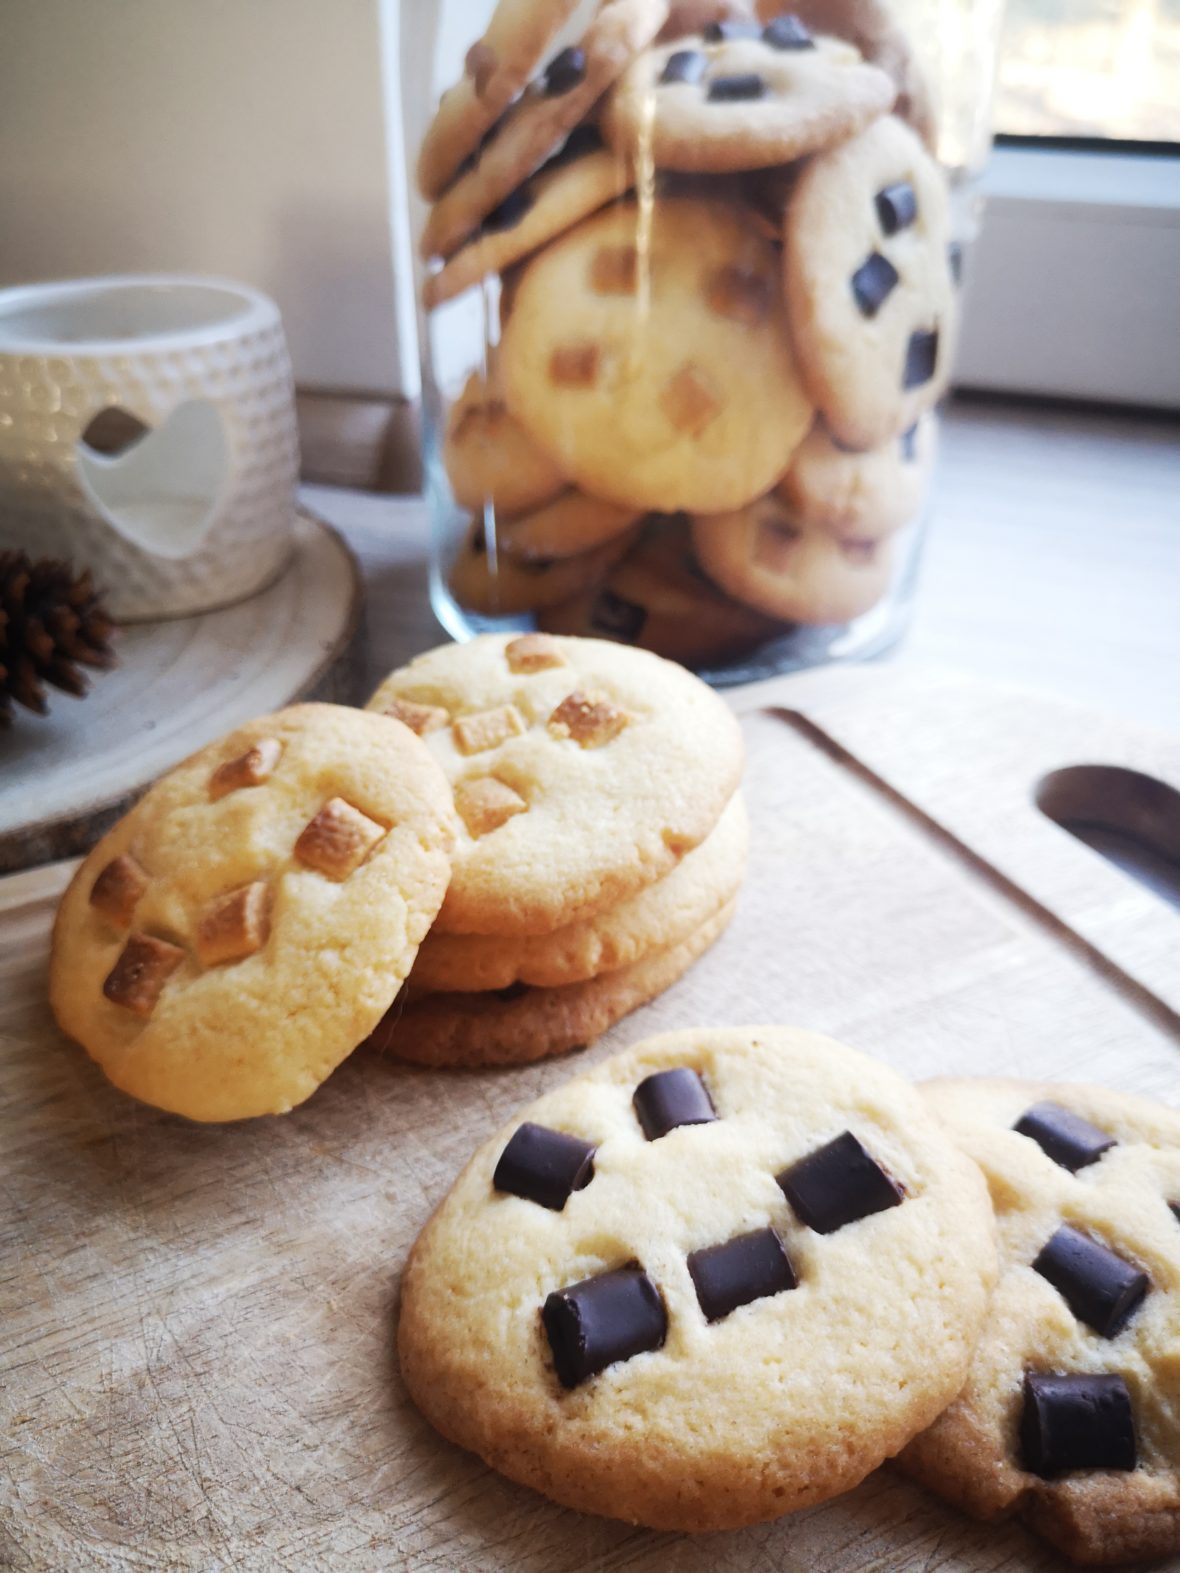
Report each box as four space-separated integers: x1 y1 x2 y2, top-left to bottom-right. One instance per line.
398 1026 998 1528
442 369 565 516
779 413 935 536
366 633 744 936
756 0 937 147
412 789 747 991
379 901 735 1067
784 114 957 450
447 519 638 616
49 704 455 1123
424 144 634 309
601 23 895 173
542 520 781 664
500 197 813 513
692 494 896 623
416 0 584 199
498 490 644 563
422 0 670 261
901 1078 1180 1567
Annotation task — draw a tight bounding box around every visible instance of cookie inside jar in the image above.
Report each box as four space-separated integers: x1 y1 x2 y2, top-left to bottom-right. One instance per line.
412 0 964 681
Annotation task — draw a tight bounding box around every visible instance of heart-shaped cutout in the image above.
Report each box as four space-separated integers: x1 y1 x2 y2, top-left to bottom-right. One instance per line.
76 398 228 561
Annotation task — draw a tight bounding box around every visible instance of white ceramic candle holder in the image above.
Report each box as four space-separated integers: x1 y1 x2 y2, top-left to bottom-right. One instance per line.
0 275 299 621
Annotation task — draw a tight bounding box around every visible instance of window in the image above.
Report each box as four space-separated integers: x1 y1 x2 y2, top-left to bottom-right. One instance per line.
995 0 1180 143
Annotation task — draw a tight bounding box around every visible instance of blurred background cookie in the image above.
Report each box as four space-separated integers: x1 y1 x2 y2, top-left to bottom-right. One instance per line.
783 114 957 449
501 197 813 513
692 494 897 623
779 413 935 536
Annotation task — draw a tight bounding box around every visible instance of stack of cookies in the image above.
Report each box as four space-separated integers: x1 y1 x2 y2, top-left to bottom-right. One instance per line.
365 631 747 1067
48 633 746 1116
401 1026 1180 1564
417 0 959 664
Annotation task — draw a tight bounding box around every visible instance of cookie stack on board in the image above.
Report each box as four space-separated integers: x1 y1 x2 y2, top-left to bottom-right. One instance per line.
419 0 958 663
48 634 745 1116
365 631 747 1066
401 1027 1180 1564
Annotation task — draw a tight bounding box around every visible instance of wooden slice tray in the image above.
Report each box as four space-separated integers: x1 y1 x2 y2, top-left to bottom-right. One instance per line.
1 665 1177 1570
0 508 362 874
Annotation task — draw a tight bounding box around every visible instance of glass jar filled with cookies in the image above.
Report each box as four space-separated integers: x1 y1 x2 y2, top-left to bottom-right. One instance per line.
402 0 1002 680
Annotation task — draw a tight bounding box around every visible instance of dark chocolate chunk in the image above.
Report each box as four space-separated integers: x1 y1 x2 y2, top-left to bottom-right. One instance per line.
762 14 815 50
899 424 918 461
1020 1372 1136 1477
688 1227 797 1322
707 73 766 102
544 46 587 96
551 123 604 165
703 20 762 41
875 181 918 235
482 185 534 234
850 252 899 318
902 327 939 388
542 1265 667 1388
493 1121 595 1211
590 589 647 643
777 1130 904 1234
1014 1100 1116 1172
633 1066 717 1140
660 48 709 86
947 240 964 285
1033 1225 1148 1338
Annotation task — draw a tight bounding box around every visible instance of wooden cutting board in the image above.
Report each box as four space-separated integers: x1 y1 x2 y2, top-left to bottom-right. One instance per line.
2 665 1178 1571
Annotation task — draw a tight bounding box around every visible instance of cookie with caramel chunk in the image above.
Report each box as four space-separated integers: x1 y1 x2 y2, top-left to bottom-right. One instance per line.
366 633 743 937
49 704 455 1121
499 198 812 514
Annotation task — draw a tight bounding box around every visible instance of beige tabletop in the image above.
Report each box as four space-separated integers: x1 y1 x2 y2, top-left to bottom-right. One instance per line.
303 396 1180 728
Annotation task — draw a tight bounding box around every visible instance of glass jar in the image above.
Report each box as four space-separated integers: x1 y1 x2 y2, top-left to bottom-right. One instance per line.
401 0 1004 682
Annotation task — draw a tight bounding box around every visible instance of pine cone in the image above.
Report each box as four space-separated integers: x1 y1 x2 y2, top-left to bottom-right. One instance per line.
0 551 117 727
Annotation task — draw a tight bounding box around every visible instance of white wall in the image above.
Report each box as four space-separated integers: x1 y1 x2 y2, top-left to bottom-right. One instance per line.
0 0 410 395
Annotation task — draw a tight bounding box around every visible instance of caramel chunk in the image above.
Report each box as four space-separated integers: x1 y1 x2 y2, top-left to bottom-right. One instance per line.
209 737 283 800
89 853 148 928
548 690 630 749
706 265 771 326
383 696 449 736
294 798 386 880
506 634 565 674
550 343 601 388
660 366 722 437
590 246 639 296
453 703 526 756
755 521 802 573
454 777 528 837
102 932 185 1017
195 882 271 968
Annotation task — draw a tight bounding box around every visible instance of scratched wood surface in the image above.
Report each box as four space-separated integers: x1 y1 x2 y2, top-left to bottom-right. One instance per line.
1 666 1178 1572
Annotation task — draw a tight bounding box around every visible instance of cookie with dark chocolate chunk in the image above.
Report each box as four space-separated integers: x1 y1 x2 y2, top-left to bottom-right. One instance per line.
398 1026 997 1530
901 1077 1180 1566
